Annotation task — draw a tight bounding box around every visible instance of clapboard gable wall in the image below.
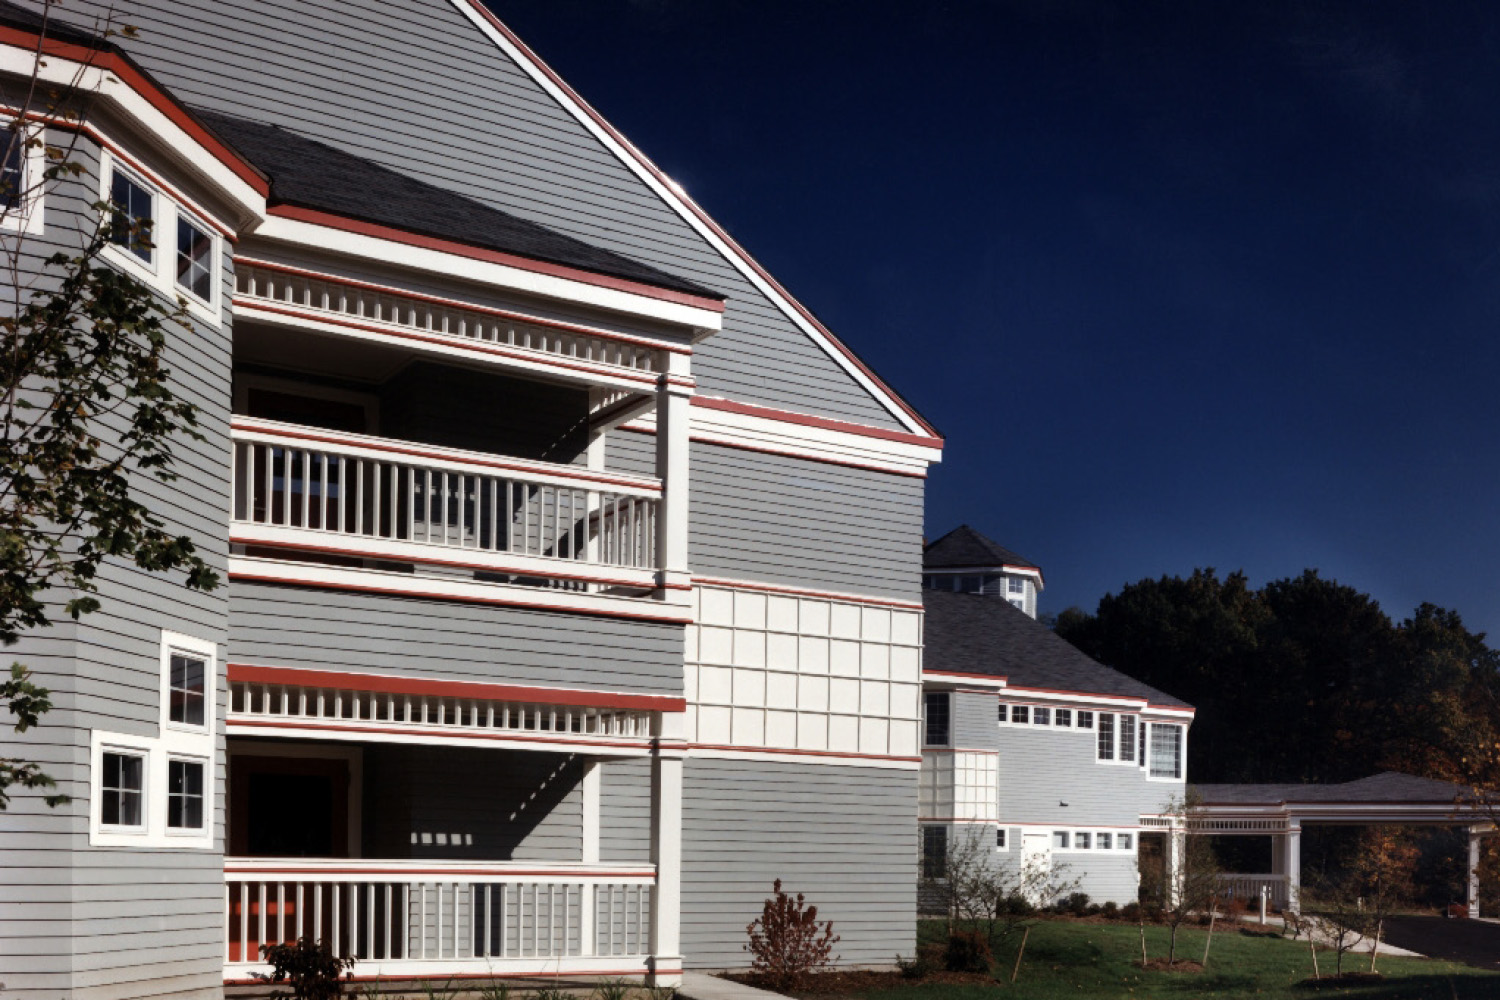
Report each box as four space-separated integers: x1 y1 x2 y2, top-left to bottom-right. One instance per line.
47 0 910 430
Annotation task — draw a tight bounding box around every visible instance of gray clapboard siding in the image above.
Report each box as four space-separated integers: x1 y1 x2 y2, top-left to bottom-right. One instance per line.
228 580 684 695
598 757 653 864
44 0 913 430
0 133 232 1000
362 746 583 861
998 724 1182 826
951 690 999 750
681 758 916 968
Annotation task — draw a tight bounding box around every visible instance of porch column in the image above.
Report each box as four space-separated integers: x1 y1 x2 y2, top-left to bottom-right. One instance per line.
649 712 685 986
581 758 601 952
1164 828 1186 907
1469 827 1483 919
654 353 692 597
1284 820 1302 912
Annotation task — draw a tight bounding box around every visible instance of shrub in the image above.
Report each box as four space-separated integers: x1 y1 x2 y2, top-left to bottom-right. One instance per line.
253 939 355 1000
999 892 1036 916
1064 892 1092 916
1223 897 1249 922
1101 901 1120 919
942 930 993 973
1086 903 1102 916
895 951 931 980
744 879 841 989
1120 902 1142 923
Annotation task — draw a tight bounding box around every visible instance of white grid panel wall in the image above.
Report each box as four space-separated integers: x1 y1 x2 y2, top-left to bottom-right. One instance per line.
686 585 923 756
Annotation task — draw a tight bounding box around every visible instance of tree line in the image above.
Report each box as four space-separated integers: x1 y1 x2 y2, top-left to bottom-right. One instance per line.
1053 568 1500 791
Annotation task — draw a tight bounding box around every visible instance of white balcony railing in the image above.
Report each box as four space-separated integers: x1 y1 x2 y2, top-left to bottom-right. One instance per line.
1216 873 1291 909
228 679 657 751
224 858 654 977
230 418 661 588
235 262 663 385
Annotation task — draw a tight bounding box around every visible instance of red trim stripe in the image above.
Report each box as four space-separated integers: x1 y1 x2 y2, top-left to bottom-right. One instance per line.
0 27 268 194
455 0 937 438
693 395 940 448
228 663 684 712
269 204 725 313
238 256 694 355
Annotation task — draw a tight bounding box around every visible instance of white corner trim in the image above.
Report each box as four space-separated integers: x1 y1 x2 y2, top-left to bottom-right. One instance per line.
254 213 723 332
444 0 930 437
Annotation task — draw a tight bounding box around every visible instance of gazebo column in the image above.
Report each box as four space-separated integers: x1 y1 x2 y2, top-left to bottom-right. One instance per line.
1277 820 1302 912
1469 827 1484 919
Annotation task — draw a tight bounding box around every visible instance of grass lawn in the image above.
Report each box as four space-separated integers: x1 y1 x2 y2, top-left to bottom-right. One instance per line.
804 919 1499 1000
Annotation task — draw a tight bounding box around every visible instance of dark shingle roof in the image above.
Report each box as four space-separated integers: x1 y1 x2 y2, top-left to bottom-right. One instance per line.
0 0 114 49
194 111 722 301
1195 772 1474 806
925 525 1040 571
923 590 1192 708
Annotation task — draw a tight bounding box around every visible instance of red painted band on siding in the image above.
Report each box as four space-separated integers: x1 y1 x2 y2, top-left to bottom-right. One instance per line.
225 568 693 624
237 256 694 355
234 299 662 387
227 536 657 591
228 716 663 751
228 663 684 711
268 204 725 313
455 0 936 437
688 743 920 763
690 574 925 610
0 28 269 194
230 417 661 491
693 395 940 447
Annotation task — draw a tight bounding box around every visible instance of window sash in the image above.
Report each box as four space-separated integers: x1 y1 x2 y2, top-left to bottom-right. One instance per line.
1149 723 1183 779
924 692 950 746
101 751 145 828
110 170 154 262
176 216 214 302
168 653 207 728
1097 713 1115 760
167 758 205 830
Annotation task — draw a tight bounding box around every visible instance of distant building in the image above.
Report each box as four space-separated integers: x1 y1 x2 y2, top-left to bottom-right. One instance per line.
919 527 1195 905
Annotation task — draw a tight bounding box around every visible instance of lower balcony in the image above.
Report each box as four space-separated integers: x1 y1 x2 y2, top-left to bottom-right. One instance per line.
224 858 655 980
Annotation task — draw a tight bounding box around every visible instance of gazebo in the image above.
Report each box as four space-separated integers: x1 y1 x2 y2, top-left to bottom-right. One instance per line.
1144 772 1493 915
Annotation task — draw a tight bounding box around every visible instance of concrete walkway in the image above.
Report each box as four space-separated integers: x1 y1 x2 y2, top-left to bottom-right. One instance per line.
680 972 790 1000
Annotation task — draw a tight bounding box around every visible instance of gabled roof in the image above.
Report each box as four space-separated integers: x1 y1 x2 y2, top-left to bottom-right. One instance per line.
197 111 720 302
1194 772 1475 806
922 590 1192 708
924 525 1040 573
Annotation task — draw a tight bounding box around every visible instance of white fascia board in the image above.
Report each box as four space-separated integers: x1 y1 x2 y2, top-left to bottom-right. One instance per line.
625 405 941 475
255 213 724 331
922 671 1008 690
0 44 266 225
446 0 929 437
227 556 692 623
224 718 653 758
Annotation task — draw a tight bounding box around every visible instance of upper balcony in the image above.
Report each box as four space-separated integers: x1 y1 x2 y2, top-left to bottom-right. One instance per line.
228 255 697 621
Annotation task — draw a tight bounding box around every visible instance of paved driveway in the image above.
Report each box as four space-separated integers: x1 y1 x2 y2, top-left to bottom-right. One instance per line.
1381 916 1500 971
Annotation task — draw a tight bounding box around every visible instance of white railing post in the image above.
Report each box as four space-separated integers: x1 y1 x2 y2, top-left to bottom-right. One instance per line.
654 353 692 596
649 712 685 986
580 758 600 955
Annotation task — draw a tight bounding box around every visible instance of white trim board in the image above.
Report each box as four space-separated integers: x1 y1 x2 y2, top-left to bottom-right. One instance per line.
446 0 938 441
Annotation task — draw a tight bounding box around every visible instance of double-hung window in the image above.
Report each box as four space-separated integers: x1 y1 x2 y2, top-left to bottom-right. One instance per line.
1150 723 1184 779
100 750 145 829
1007 577 1025 595
1097 713 1115 760
1120 715 1137 763
922 826 948 879
110 168 155 262
176 215 214 302
924 691 951 746
168 652 207 729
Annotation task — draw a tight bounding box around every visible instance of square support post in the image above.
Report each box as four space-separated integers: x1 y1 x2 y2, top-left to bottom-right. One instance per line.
1285 821 1302 913
649 711 685 986
580 758 600 953
1469 827 1483 919
654 354 692 597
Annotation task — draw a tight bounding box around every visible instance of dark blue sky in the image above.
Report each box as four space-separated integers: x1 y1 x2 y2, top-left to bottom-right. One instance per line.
489 0 1500 636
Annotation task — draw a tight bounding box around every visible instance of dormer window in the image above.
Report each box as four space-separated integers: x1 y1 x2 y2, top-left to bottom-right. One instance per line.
1007 577 1025 595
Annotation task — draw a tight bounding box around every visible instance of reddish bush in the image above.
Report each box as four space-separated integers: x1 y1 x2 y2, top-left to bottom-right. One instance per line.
744 879 841 988
942 930 993 972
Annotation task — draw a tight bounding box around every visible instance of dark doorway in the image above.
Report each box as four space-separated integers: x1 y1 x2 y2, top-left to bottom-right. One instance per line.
229 754 351 857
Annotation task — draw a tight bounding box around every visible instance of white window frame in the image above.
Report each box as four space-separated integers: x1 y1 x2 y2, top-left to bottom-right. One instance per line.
1052 830 1069 849
1097 832 1113 850
95 740 148 834
1118 832 1135 851
99 149 222 327
165 753 209 835
160 630 216 737
0 120 45 235
996 827 1007 851
1146 722 1187 782
1032 706 1050 726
